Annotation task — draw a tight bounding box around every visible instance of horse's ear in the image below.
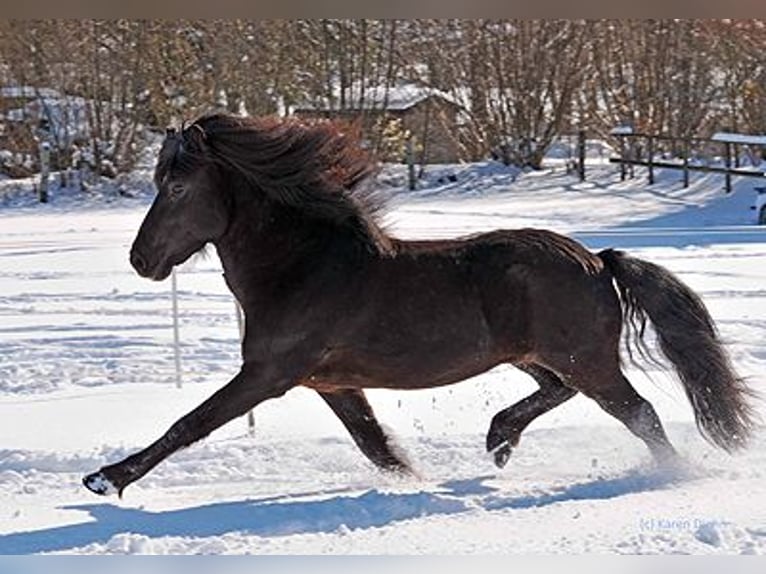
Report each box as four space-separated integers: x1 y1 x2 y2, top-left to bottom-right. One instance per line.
184 124 208 153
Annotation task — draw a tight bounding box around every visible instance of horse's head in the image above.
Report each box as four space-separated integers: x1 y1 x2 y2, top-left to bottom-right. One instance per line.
130 125 231 281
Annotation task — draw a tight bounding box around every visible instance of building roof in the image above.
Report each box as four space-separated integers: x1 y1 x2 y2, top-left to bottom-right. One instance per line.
1 86 62 99
711 132 766 146
610 125 635 136
293 83 461 113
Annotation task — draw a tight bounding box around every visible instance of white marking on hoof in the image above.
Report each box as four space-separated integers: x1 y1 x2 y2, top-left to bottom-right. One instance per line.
83 472 118 496
488 442 512 468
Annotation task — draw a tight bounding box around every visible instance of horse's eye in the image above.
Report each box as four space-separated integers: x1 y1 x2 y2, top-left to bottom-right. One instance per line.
169 183 185 198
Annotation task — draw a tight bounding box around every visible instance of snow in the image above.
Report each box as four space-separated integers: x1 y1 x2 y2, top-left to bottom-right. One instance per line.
0 157 765 554
293 83 460 112
0 86 61 100
610 126 634 135
711 132 766 146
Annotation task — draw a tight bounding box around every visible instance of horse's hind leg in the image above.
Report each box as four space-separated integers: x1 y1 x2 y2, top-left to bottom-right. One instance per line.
582 369 678 464
319 389 412 475
486 364 577 468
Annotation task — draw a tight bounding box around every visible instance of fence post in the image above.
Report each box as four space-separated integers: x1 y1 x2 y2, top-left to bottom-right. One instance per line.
724 142 732 193
682 139 690 188
171 268 182 389
619 137 626 181
406 137 416 191
39 141 50 203
235 300 256 437
577 129 586 181
647 135 654 185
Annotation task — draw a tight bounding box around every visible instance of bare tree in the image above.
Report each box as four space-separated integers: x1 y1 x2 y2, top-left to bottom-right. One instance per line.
429 20 589 167
2 19 765 179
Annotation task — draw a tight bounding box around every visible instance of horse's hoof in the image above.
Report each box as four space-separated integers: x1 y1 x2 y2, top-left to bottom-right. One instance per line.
82 471 118 496
491 443 512 468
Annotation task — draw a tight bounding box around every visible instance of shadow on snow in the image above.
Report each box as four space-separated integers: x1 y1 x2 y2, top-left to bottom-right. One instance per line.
0 466 685 554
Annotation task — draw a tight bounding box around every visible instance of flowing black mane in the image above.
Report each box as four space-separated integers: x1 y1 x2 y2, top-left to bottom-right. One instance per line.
159 113 393 255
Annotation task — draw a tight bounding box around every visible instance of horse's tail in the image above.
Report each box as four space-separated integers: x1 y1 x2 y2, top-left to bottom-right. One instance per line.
598 248 758 452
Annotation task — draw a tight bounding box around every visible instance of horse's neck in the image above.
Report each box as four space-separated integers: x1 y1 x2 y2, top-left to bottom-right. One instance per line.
212 197 267 298
213 197 326 307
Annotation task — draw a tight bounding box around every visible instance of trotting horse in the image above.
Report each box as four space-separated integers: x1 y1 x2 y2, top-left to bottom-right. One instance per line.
83 113 756 496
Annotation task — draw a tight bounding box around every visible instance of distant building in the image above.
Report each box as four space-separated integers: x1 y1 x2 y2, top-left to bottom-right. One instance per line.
292 84 464 164
1 86 90 176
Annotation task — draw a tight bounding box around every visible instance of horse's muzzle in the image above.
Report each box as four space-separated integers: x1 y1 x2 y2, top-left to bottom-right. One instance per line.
130 247 151 277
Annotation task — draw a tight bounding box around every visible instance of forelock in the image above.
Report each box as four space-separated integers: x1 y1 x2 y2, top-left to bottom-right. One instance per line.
154 131 203 185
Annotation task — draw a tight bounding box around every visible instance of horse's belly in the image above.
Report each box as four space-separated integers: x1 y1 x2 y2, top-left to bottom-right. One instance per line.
304 327 506 391
304 358 503 391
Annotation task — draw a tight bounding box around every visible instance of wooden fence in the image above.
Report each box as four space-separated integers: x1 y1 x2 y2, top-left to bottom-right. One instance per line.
607 130 766 193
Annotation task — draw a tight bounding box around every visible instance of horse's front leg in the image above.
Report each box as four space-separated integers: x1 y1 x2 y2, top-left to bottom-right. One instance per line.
83 362 293 496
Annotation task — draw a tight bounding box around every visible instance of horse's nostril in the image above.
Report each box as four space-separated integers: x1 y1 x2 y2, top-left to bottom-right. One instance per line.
130 250 148 275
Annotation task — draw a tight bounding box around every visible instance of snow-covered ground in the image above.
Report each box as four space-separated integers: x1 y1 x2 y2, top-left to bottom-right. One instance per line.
0 156 765 554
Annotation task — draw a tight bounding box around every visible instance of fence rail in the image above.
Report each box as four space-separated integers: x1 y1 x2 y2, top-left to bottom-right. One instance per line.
607 131 766 193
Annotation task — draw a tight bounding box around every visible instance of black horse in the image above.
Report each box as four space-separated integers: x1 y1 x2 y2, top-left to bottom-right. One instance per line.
83 113 756 496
